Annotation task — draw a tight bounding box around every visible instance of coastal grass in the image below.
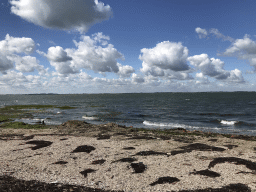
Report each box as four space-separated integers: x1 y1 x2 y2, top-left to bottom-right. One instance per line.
0 122 48 129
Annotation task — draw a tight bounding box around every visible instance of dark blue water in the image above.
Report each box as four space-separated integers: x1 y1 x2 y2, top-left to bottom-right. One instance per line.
0 92 256 136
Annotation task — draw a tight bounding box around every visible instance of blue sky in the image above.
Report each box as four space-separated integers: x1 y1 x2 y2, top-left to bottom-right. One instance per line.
0 0 256 94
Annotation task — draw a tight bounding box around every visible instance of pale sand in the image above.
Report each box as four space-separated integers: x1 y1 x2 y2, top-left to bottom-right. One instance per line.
0 127 256 192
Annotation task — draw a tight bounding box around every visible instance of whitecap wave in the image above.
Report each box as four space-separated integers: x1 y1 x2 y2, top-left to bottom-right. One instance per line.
82 116 98 120
220 120 238 125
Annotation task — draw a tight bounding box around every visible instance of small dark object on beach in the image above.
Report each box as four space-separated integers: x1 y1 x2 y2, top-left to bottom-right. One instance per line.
133 150 168 157
190 169 220 178
149 176 180 186
254 147 256 151
123 147 135 150
112 157 137 163
223 144 238 149
22 135 34 140
25 140 53 150
128 136 155 140
208 157 256 171
71 145 95 153
92 159 106 165
97 134 111 140
80 168 96 178
54 161 68 165
171 143 225 156
130 162 146 173
60 138 68 141
0 175 123 192
208 139 217 142
177 183 251 192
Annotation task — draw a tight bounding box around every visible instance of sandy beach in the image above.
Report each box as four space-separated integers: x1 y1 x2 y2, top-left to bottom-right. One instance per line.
0 121 256 192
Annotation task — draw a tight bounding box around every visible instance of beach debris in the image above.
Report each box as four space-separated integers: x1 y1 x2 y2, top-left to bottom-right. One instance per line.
208 157 256 171
123 147 135 150
91 159 106 165
53 161 68 165
149 176 180 186
177 183 251 192
130 162 146 173
127 136 155 140
25 140 53 150
208 139 218 142
171 143 226 156
71 145 95 153
223 144 238 149
112 157 137 163
22 135 35 140
79 169 96 178
97 134 111 140
132 150 169 157
190 169 220 177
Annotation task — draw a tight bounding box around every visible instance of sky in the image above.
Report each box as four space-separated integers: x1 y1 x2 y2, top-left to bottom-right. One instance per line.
1 0 256 94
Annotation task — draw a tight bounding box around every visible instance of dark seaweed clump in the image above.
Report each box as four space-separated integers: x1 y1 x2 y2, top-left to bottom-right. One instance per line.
25 140 53 150
150 176 180 186
71 145 95 153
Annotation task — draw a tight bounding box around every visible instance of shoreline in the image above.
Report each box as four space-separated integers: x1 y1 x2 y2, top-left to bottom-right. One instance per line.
0 121 256 191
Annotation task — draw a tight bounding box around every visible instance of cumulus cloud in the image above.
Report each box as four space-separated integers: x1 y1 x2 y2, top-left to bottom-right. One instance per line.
195 27 234 42
188 54 244 83
222 35 256 71
47 46 72 62
131 73 145 84
0 34 35 54
8 55 46 74
117 63 135 78
195 27 208 39
0 53 13 73
139 41 191 80
139 41 189 72
66 33 125 74
0 34 45 74
10 0 113 33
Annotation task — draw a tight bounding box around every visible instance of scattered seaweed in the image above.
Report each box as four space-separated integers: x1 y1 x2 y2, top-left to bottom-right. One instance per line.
130 162 146 173
223 144 238 149
208 157 256 171
149 176 180 186
123 147 135 150
79 169 96 178
133 150 169 157
171 143 226 156
53 161 68 165
25 140 53 150
71 145 95 153
91 159 106 165
190 169 220 178
112 157 137 163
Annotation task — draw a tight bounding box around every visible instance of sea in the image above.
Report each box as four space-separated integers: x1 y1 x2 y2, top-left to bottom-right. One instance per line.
0 92 256 136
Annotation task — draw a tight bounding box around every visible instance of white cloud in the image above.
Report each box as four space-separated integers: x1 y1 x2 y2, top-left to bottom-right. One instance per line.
131 73 145 84
47 46 72 62
188 54 245 83
0 53 13 73
209 28 234 42
117 63 135 78
139 41 191 81
139 41 189 72
10 0 113 33
222 35 256 71
8 55 46 74
0 34 38 73
195 27 234 42
0 34 35 54
195 27 208 39
66 33 125 74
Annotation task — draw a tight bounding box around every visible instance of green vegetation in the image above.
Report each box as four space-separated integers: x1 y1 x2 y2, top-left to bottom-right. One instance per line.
0 105 56 111
0 122 47 129
57 106 76 110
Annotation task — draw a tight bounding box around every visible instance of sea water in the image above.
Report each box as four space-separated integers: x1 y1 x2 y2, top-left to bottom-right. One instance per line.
0 92 256 136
